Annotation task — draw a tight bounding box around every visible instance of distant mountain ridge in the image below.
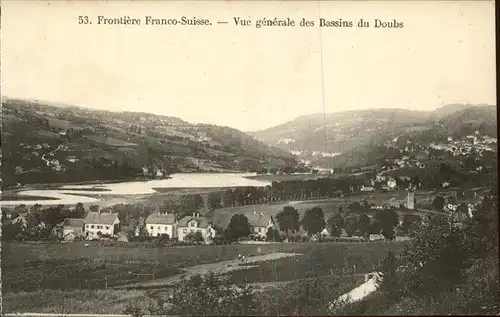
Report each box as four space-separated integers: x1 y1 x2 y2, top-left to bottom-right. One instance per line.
250 104 496 168
1 98 300 187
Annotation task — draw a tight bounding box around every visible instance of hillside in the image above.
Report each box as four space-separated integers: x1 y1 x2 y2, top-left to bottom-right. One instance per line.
251 104 496 168
438 106 497 137
251 108 431 153
1 98 299 188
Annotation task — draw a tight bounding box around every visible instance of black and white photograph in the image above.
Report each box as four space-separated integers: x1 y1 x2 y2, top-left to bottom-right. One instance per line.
1 1 498 316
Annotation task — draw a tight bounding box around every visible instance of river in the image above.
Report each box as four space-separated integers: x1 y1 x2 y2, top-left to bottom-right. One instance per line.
0 173 271 206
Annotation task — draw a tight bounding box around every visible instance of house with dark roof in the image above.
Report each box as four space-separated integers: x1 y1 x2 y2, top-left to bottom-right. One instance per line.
145 212 177 238
246 210 275 239
62 218 84 240
177 213 215 242
83 212 120 239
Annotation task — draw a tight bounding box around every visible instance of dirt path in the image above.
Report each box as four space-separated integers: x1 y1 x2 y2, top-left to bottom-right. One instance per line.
115 252 301 289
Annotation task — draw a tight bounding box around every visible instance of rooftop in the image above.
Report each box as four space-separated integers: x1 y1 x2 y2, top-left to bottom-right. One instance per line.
178 215 211 228
63 218 84 228
246 212 273 228
145 212 176 225
84 212 119 225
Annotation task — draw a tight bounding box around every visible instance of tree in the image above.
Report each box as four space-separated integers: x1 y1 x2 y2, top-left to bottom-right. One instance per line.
344 216 358 237
400 214 422 235
432 196 445 211
74 202 86 218
462 194 498 260
348 202 363 213
225 214 251 241
375 210 399 240
185 231 204 242
404 214 468 295
300 207 326 236
327 213 345 237
208 192 222 210
266 227 282 242
138 225 149 237
379 251 398 295
150 273 260 316
357 214 371 237
89 205 100 213
276 206 300 233
2 222 24 241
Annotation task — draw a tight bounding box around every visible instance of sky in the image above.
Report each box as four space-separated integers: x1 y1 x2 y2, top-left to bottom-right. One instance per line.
1 1 496 132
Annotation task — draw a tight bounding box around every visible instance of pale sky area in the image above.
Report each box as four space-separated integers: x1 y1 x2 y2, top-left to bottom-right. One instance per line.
1 1 496 131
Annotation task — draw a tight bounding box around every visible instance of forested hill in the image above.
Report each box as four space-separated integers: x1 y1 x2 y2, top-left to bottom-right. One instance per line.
249 104 496 168
1 98 300 187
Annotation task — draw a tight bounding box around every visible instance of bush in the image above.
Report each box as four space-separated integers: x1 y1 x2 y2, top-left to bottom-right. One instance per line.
126 273 261 316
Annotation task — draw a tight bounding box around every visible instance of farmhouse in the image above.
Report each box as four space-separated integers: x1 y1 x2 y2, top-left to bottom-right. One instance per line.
84 212 120 239
62 218 84 240
177 213 215 242
247 210 275 239
369 234 385 241
145 212 177 238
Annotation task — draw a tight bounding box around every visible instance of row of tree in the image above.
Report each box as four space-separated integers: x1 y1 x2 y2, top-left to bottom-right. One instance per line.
223 204 421 243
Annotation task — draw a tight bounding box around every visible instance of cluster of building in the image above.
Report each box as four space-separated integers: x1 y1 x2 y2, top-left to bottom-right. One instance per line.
54 208 275 243
429 133 496 156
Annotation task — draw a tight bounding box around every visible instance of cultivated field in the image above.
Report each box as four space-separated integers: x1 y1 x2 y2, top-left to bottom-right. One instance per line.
2 241 405 314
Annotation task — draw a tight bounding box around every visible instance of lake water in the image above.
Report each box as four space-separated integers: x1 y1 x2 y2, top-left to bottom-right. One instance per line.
0 173 271 206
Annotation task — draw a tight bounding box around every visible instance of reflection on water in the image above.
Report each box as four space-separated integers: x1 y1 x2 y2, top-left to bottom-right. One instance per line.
0 173 271 206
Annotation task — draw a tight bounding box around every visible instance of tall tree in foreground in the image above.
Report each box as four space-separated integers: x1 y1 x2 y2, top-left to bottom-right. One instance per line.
404 214 468 295
301 207 326 236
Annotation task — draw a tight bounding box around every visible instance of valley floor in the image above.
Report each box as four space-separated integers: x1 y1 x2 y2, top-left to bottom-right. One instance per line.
2 241 400 314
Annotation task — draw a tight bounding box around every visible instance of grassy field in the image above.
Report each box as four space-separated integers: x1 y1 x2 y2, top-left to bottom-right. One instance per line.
227 242 404 285
85 135 138 147
2 288 159 314
2 241 405 313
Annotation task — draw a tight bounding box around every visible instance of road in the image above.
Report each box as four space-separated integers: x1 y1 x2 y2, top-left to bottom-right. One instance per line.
41 141 67 166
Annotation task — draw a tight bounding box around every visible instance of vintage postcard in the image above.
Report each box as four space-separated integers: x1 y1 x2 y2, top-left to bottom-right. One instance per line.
1 0 497 316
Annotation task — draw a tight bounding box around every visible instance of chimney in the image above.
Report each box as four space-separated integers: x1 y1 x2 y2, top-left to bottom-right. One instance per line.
192 212 195 218
253 209 256 215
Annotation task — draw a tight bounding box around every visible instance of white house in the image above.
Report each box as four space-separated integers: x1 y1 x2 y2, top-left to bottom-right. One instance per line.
145 212 177 238
246 210 275 239
387 178 397 190
83 212 120 239
360 185 375 192
369 234 385 241
177 213 215 242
